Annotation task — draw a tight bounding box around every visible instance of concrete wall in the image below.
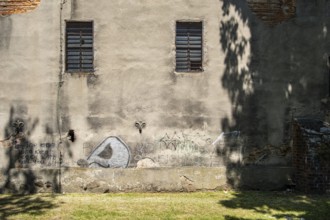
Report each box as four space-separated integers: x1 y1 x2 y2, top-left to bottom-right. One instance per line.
59 0 232 168
0 166 293 193
0 0 60 169
0 0 328 173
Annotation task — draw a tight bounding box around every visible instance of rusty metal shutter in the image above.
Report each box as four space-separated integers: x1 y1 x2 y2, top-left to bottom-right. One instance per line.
66 21 93 72
176 22 203 72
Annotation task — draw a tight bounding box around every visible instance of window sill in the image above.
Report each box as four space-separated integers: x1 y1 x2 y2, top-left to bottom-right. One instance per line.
174 70 204 77
65 71 95 77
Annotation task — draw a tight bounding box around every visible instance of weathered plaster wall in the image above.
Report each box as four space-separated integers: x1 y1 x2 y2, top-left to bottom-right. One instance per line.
59 0 234 167
0 0 328 174
0 0 60 170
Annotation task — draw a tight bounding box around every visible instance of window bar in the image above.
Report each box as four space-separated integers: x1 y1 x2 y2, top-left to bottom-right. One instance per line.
79 30 82 72
188 27 190 72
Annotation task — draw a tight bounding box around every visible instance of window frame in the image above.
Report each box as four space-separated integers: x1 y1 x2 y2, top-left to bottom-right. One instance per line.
65 20 94 73
175 21 203 73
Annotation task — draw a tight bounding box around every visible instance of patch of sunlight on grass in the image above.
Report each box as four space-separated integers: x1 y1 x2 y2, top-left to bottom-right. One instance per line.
72 208 124 220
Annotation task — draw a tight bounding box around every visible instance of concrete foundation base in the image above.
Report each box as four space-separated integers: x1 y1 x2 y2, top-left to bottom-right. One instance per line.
0 166 294 194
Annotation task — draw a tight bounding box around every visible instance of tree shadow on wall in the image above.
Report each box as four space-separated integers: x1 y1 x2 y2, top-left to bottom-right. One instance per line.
219 191 330 220
219 0 329 187
220 0 259 147
0 106 61 194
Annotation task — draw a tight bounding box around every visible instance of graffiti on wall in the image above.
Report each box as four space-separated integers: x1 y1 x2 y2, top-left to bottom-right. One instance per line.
77 132 243 168
0 115 57 168
159 131 213 151
132 131 216 167
78 136 130 168
131 131 244 167
14 142 57 167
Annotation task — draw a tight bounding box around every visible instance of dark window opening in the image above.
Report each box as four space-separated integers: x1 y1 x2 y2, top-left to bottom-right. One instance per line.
66 21 93 72
175 21 203 72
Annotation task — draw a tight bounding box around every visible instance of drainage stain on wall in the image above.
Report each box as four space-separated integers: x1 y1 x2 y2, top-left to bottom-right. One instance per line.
0 16 12 50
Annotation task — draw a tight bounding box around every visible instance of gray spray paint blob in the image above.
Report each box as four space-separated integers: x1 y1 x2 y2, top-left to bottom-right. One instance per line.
87 136 130 168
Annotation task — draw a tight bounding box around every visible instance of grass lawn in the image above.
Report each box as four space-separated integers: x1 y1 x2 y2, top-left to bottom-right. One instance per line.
0 191 329 220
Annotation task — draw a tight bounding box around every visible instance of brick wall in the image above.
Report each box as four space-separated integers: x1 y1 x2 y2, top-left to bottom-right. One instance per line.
0 0 40 16
293 119 330 193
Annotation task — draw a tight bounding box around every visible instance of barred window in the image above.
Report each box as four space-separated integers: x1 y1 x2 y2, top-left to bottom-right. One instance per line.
175 22 203 72
66 21 93 72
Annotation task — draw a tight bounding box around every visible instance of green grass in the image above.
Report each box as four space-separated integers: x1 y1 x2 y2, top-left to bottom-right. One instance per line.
0 191 329 219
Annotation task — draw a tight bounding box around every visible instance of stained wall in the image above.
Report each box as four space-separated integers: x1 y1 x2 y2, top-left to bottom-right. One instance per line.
0 0 328 171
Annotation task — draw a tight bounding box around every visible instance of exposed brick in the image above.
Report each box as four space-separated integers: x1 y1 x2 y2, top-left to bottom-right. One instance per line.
292 119 330 193
0 0 40 15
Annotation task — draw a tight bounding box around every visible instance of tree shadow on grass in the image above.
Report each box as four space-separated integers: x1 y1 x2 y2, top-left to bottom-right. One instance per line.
224 217 256 220
0 194 57 220
220 191 330 220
